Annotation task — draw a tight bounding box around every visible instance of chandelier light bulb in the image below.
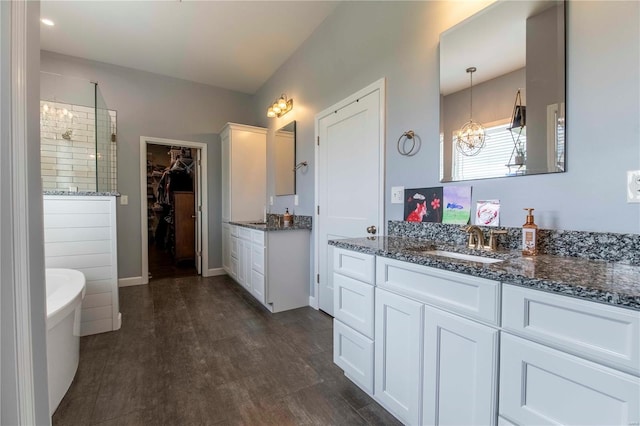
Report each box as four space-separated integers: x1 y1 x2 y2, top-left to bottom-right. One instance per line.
267 107 276 118
272 103 281 114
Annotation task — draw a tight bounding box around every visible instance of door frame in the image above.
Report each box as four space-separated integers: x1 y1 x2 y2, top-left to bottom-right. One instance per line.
139 136 209 284
311 78 386 309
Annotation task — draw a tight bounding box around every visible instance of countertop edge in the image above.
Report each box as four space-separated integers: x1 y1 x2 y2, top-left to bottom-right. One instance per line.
229 221 312 232
329 239 640 311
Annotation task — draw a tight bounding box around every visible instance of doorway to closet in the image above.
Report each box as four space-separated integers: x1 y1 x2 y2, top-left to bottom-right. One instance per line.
140 137 209 283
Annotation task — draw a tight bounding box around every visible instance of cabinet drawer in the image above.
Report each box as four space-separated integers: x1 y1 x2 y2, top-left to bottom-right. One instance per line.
376 257 500 325
499 333 640 426
251 244 264 274
230 237 238 259
333 248 375 284
230 225 238 237
333 319 374 395
502 284 640 376
238 227 252 241
334 273 375 339
251 230 264 245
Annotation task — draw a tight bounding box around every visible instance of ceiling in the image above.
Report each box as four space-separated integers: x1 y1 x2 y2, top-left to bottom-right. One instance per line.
40 1 340 94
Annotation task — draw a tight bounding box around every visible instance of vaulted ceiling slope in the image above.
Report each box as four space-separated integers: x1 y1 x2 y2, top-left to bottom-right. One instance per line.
40 1 340 94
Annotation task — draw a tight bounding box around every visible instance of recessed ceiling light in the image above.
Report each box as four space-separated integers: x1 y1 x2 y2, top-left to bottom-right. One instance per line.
41 18 55 26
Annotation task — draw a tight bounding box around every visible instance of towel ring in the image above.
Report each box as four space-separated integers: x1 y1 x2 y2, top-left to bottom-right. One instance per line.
397 130 420 156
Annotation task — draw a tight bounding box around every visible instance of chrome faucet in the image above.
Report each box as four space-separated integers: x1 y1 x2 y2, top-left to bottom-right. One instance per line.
464 225 485 249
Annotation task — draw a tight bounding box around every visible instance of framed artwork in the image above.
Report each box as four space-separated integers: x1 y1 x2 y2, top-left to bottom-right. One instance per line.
404 187 443 223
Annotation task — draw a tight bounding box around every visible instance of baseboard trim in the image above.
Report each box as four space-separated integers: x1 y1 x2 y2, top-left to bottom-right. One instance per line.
118 276 146 287
206 268 227 277
308 295 318 310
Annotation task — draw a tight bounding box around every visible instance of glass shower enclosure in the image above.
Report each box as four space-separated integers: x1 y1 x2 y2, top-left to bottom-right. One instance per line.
40 71 117 192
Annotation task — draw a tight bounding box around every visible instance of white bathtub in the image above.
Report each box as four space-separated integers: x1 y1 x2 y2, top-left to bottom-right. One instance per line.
46 268 86 415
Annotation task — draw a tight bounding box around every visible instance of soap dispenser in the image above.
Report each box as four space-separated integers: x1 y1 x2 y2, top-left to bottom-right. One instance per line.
522 208 538 256
283 208 292 227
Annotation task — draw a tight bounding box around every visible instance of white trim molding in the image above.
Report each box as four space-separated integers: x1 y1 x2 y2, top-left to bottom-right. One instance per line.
140 136 210 284
118 276 145 288
2 1 42 423
206 268 226 277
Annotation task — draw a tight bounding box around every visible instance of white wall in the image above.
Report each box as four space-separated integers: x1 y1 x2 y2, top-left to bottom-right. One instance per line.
254 0 640 234
41 51 257 278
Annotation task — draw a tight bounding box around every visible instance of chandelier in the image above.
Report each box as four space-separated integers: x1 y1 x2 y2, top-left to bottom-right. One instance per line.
455 67 485 157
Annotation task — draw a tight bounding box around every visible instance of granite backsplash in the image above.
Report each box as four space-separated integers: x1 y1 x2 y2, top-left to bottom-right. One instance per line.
266 213 312 229
387 221 640 266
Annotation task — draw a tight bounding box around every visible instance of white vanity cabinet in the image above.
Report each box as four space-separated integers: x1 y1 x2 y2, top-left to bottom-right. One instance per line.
375 257 500 426
499 284 640 426
332 246 640 426
226 226 309 313
220 122 267 223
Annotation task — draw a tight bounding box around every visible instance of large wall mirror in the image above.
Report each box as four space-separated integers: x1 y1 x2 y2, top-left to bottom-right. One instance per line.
440 0 565 182
274 121 296 195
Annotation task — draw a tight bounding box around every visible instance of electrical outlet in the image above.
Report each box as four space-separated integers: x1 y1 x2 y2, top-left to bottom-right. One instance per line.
627 170 640 203
294 194 299 206
391 186 405 204
120 195 128 205
269 196 274 206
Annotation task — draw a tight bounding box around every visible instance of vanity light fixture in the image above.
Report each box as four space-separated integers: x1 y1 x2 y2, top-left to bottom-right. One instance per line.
455 67 486 157
266 94 293 118
41 18 55 26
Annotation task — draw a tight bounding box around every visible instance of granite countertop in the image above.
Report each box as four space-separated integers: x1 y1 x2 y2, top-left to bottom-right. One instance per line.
230 220 312 232
329 236 640 311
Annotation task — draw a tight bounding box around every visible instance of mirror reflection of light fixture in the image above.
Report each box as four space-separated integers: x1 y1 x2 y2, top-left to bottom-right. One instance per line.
455 67 485 157
41 101 74 140
266 94 293 118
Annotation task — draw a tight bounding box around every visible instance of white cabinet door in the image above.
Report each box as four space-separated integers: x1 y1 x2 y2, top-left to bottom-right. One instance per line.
500 333 640 426
222 223 231 274
237 239 250 290
375 288 423 425
423 306 499 426
251 270 265 304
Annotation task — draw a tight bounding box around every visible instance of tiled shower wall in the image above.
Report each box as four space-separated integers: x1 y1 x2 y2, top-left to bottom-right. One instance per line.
40 100 117 192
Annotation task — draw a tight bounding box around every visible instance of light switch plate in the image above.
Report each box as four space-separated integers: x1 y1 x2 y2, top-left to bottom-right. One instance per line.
627 170 640 203
120 195 128 205
270 196 274 206
294 194 299 206
391 186 405 204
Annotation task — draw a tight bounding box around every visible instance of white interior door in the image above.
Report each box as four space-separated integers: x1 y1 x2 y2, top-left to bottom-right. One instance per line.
316 80 385 315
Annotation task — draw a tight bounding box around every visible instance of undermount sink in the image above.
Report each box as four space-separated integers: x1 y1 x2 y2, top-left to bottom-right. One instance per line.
422 250 504 264
248 221 267 225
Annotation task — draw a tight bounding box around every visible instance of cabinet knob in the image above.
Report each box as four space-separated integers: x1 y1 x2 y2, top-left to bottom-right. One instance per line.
367 225 377 235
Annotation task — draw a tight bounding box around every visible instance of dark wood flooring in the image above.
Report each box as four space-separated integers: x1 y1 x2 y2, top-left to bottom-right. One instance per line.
148 243 197 280
52 274 401 425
